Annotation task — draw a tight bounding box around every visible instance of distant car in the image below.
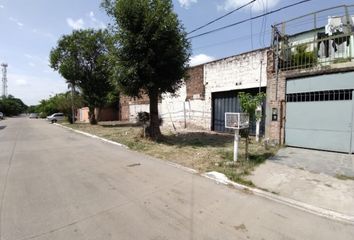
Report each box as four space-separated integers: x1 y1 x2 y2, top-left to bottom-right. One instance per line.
0 112 3 120
47 113 65 123
29 113 38 119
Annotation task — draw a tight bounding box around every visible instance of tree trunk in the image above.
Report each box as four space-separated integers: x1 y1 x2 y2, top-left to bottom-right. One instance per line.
148 92 161 140
89 107 97 125
96 107 102 122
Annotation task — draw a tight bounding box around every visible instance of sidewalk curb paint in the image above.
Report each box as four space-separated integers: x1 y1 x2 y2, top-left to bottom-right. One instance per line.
55 123 354 225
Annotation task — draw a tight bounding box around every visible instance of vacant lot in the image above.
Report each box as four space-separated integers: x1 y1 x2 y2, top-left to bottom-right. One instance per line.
61 122 278 185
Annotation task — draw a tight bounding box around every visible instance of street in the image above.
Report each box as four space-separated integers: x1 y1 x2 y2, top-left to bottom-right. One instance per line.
0 118 353 240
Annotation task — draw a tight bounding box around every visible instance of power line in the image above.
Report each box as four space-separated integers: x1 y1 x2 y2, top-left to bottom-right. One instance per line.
187 0 256 35
192 30 272 51
188 0 312 40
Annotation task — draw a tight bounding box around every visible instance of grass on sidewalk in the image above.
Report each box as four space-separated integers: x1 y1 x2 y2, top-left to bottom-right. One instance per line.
61 121 278 186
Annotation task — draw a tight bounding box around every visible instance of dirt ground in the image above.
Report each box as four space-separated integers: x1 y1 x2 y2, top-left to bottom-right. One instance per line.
62 121 278 185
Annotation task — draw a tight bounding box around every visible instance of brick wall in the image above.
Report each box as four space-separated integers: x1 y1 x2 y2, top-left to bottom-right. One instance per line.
117 48 269 131
119 93 150 121
265 49 354 145
186 65 204 100
76 107 119 122
118 66 206 125
97 107 119 121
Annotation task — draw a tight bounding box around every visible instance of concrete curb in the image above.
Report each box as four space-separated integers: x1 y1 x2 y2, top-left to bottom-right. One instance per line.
55 123 354 225
54 123 129 149
202 173 354 225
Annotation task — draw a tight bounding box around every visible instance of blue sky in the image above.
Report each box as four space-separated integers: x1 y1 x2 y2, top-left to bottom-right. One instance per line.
0 0 353 105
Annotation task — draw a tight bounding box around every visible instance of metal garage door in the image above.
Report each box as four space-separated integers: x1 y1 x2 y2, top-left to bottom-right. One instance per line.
285 72 354 153
212 88 266 134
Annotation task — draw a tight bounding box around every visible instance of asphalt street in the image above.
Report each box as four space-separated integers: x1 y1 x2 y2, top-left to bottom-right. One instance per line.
0 118 353 240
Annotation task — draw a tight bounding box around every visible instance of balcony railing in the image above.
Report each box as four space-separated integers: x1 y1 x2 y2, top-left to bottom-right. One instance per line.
272 5 354 72
278 33 354 71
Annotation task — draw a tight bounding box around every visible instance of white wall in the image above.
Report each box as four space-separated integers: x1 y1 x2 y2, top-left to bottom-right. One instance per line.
126 49 268 131
203 49 268 129
160 84 187 129
129 104 150 122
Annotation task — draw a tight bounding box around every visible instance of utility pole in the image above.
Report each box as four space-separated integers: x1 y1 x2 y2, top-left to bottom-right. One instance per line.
1 63 8 98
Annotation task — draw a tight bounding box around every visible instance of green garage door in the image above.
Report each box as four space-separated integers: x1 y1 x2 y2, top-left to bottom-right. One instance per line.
285 72 354 153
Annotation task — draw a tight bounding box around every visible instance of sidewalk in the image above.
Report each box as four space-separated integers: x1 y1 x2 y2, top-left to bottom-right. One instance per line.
246 148 354 216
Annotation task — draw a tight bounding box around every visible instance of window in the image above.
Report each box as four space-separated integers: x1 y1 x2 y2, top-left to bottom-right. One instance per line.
286 89 353 102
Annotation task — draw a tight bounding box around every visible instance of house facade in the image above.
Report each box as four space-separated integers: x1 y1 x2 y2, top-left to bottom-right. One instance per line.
78 5 354 154
265 5 354 153
119 48 269 134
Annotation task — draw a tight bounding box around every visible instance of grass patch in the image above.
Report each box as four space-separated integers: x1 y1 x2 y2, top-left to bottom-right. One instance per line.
335 174 354 181
61 122 278 185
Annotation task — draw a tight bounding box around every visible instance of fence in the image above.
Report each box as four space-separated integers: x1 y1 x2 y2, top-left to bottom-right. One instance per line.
272 5 354 71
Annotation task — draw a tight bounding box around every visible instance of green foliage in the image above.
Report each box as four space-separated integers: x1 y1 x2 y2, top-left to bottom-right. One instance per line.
50 29 114 124
238 92 266 119
291 45 317 68
103 0 191 138
26 105 37 114
105 89 120 107
0 95 27 116
238 92 266 160
35 92 83 118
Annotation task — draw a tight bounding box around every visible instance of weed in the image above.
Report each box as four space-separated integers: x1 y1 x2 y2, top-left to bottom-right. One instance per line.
61 122 277 186
335 174 354 181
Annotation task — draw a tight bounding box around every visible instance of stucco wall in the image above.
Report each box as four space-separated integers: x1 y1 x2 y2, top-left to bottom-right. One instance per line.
202 49 268 129
118 49 269 131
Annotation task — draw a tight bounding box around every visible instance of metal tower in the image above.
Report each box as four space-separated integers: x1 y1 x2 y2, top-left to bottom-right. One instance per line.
1 63 8 98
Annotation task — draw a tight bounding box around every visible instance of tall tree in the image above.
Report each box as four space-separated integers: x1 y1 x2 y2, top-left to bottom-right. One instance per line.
35 92 84 119
103 0 191 139
50 29 113 124
0 95 27 116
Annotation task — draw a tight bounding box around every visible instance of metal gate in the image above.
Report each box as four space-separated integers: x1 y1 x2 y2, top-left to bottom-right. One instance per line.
212 88 266 134
285 72 354 153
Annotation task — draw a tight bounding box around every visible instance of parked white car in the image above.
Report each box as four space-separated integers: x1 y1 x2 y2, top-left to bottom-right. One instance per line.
29 113 38 119
47 113 65 123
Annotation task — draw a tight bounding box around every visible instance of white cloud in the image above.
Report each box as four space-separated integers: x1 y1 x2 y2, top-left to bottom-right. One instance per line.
219 0 280 12
9 17 24 28
15 78 28 86
66 18 85 30
178 0 198 9
87 11 106 29
89 11 96 21
28 62 36 67
8 73 67 105
0 5 4 9
189 54 215 66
